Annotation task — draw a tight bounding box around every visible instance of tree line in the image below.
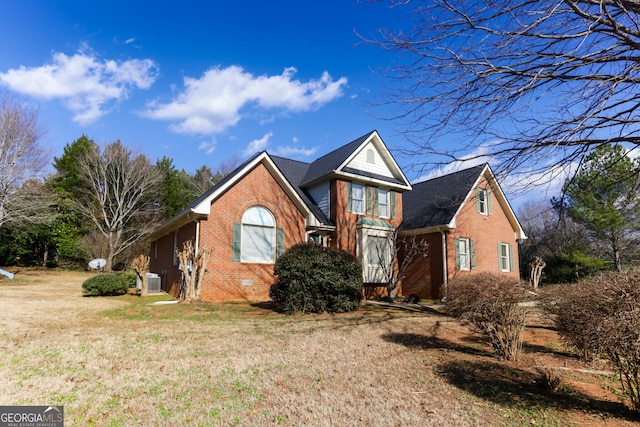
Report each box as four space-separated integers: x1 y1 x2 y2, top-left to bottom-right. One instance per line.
518 144 640 284
0 95 238 270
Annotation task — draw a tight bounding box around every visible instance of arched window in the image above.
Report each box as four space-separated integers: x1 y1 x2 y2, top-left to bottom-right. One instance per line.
237 206 276 263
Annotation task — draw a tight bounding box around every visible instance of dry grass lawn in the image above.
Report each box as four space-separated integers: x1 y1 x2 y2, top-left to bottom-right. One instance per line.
0 269 638 426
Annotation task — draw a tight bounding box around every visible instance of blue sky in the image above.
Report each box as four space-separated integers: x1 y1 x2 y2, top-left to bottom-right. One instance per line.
0 1 562 206
0 2 414 174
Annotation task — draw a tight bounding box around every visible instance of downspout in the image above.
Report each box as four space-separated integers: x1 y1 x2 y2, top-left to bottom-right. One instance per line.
194 220 200 256
440 230 448 300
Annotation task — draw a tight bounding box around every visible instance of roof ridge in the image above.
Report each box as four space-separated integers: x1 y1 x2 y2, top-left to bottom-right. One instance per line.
413 163 487 186
309 130 376 163
268 154 310 166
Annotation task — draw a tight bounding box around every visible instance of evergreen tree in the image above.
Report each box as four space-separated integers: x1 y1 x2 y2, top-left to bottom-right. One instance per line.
563 144 640 271
155 156 195 219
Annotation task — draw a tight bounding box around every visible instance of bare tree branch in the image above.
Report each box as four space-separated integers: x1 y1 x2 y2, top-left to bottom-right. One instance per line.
76 141 162 270
0 93 50 228
364 0 640 187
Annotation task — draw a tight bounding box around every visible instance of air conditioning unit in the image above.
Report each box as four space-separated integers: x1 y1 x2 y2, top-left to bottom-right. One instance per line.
137 273 162 293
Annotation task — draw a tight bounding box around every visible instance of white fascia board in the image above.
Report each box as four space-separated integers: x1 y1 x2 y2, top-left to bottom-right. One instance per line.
337 170 412 191
191 152 320 224
481 166 528 241
399 225 451 237
336 131 412 190
187 154 269 215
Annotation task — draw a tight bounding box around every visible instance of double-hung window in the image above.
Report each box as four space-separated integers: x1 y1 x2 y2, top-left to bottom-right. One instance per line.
498 243 513 272
455 237 475 271
457 238 470 271
476 188 491 215
351 184 365 214
378 189 389 218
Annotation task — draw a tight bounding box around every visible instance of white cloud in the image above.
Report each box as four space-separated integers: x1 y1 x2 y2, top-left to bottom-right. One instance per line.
198 140 217 155
243 132 273 157
271 146 319 158
144 65 347 135
0 50 157 125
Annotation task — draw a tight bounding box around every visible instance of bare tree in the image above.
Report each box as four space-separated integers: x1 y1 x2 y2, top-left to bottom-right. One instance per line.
0 93 50 228
131 254 150 297
176 240 212 303
369 228 429 299
76 141 162 270
365 1 640 185
529 256 546 289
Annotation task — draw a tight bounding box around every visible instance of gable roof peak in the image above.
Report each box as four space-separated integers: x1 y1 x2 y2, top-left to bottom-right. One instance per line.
300 130 411 190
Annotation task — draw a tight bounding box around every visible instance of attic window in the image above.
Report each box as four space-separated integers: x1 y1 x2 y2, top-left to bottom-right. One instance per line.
366 149 375 163
475 188 492 215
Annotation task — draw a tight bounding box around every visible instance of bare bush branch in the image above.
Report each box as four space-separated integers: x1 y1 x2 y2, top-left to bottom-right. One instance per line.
547 269 640 411
446 273 528 361
131 254 150 297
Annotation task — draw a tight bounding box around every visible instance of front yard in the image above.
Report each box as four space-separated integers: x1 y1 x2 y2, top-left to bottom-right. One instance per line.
0 270 637 426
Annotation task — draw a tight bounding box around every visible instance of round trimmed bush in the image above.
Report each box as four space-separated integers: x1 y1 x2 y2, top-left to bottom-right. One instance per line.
82 272 133 296
270 243 363 314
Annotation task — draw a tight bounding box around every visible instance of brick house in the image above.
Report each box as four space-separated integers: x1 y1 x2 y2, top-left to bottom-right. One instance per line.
399 164 527 299
146 130 525 302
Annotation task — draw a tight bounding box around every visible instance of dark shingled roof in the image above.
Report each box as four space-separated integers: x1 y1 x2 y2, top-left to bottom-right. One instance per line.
301 131 375 186
270 155 333 226
400 164 486 231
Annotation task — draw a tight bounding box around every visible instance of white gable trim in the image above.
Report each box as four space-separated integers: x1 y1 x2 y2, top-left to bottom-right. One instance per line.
192 153 316 220
450 164 527 241
147 153 326 241
336 131 412 191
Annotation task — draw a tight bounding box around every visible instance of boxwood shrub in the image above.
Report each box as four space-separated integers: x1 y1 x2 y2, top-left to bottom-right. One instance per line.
270 243 363 314
82 272 134 296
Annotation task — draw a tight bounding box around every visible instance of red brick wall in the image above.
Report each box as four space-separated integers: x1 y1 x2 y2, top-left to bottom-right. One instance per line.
198 162 307 302
329 179 403 252
447 175 520 283
399 175 521 299
149 162 307 302
149 223 196 295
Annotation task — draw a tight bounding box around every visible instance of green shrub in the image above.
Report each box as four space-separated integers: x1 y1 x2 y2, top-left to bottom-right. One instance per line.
445 273 528 361
543 251 608 283
270 243 363 314
82 272 133 296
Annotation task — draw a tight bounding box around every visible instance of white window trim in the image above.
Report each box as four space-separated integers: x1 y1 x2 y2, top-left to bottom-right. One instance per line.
378 189 389 218
477 189 488 215
352 183 365 214
499 242 510 272
357 225 393 283
458 238 471 271
241 206 276 264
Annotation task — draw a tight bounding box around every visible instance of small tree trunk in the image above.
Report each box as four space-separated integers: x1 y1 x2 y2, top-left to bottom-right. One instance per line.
176 240 212 303
132 254 150 297
529 256 545 289
614 250 622 272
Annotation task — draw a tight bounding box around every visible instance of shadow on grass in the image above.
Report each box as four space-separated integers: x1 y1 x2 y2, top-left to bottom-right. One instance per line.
249 301 432 331
382 332 492 358
522 342 576 359
437 360 639 423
